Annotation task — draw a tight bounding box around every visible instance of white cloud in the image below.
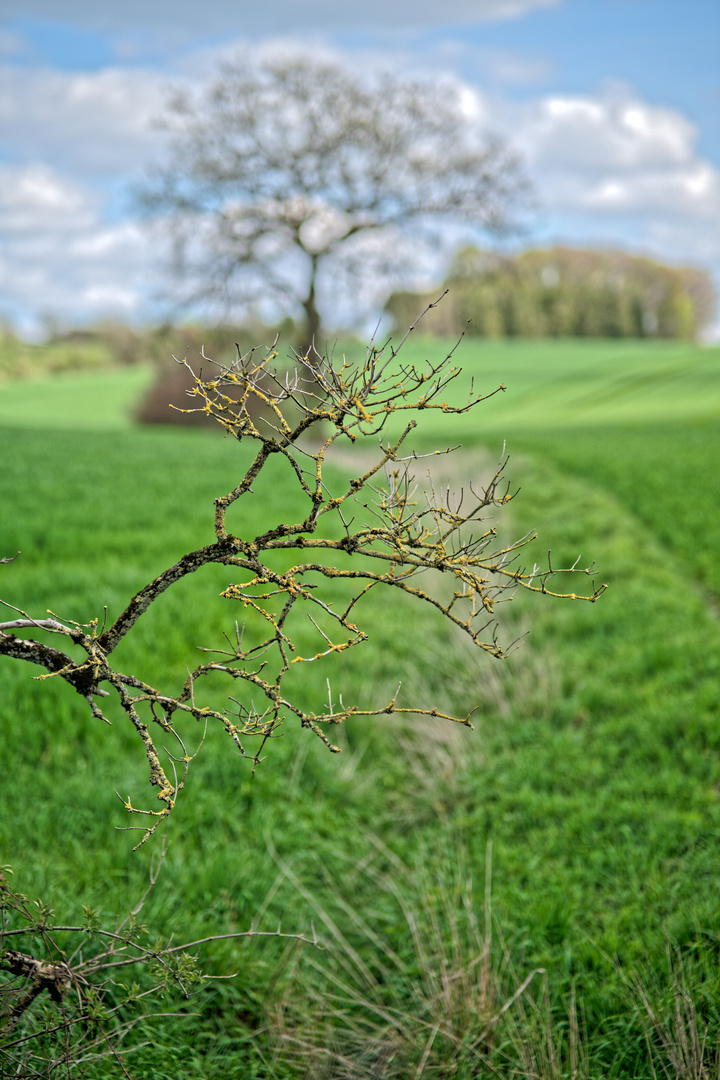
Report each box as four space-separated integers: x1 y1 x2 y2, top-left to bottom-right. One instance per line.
510 90 720 240
0 164 95 232
579 164 720 217
0 64 166 177
0 164 159 335
520 94 700 174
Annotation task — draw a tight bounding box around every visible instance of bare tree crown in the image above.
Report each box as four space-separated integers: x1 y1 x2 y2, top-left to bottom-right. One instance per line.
140 54 527 345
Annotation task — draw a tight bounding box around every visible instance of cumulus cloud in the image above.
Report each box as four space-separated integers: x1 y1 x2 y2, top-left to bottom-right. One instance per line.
0 164 95 233
0 164 158 335
0 60 169 333
0 64 166 177
580 164 720 217
508 89 720 266
521 95 699 175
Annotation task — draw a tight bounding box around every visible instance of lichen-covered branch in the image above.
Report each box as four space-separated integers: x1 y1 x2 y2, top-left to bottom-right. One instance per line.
0 307 606 846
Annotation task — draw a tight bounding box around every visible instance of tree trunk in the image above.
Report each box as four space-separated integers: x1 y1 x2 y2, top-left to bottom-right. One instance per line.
300 253 321 360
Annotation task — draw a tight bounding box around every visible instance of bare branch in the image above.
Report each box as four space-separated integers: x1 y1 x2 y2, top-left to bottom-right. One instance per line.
0 314 605 847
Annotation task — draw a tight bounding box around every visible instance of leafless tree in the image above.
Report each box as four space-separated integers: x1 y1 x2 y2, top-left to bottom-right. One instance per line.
140 53 527 350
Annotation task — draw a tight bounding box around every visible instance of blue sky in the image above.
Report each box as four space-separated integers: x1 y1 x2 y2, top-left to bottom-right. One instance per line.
1 0 718 337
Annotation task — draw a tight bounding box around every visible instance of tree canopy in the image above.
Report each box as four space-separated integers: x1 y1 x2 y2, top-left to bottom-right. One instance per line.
140 53 526 350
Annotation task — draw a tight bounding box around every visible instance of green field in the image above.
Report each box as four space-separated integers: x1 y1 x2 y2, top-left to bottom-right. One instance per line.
0 363 155 430
1 338 719 1076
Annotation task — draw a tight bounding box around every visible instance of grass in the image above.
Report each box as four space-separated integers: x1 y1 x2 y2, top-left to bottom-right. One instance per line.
497 420 720 602
0 364 155 430
1 336 720 1076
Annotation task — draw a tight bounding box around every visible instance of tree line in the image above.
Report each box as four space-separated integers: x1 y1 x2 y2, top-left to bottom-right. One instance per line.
386 247 715 341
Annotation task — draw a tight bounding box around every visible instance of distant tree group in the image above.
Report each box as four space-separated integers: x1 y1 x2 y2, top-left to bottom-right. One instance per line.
386 247 715 340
